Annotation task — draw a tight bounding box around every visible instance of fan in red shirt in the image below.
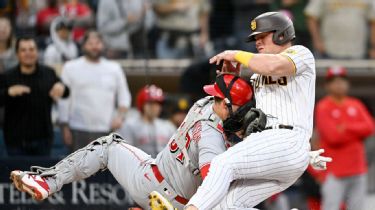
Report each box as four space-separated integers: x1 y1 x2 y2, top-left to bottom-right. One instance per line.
36 0 61 36
315 66 375 210
63 0 93 42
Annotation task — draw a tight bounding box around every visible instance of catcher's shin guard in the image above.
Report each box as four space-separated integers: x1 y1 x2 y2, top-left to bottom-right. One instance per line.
19 133 124 193
149 191 177 210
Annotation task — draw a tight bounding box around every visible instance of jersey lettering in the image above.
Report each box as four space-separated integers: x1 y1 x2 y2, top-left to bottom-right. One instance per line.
278 77 287 86
253 75 288 88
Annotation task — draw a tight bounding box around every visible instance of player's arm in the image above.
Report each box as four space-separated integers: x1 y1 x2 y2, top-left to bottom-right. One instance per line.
197 123 227 180
209 50 296 76
237 52 295 76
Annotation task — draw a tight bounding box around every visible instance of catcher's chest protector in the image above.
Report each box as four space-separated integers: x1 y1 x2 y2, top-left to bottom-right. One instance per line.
172 96 223 175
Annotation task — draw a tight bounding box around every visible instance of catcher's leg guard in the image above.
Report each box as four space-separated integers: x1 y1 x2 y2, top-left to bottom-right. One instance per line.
23 133 124 193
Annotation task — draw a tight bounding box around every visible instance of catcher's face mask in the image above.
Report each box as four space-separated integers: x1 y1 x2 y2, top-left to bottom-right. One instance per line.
215 74 238 118
223 100 255 133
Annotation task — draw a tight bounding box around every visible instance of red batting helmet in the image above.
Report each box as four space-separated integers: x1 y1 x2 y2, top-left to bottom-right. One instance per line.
136 85 165 111
203 74 253 106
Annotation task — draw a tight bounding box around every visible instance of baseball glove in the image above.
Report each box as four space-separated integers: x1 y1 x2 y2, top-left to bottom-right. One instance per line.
243 108 267 137
223 100 255 133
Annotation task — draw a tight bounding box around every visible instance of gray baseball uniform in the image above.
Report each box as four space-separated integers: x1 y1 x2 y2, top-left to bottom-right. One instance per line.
32 97 231 209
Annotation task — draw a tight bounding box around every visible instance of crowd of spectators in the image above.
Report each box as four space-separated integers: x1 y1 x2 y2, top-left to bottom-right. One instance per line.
0 0 373 63
0 0 375 209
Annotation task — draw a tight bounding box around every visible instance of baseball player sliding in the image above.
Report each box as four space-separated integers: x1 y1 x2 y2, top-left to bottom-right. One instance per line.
151 12 332 210
151 11 329 210
10 74 260 209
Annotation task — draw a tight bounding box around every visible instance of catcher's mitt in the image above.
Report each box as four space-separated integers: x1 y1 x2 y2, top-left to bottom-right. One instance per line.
223 100 255 133
243 108 267 137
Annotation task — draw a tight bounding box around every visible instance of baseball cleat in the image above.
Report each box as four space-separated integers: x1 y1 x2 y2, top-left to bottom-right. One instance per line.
149 191 176 210
10 170 50 201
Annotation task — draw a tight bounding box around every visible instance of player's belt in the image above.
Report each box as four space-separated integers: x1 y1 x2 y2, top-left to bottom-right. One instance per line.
151 165 189 205
265 124 293 130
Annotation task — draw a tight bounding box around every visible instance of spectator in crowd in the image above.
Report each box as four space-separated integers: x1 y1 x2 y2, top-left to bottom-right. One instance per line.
118 85 175 158
97 0 154 59
271 0 310 49
167 96 190 128
180 59 216 102
58 30 131 151
153 0 211 59
0 36 69 156
208 0 235 53
14 0 47 35
62 0 93 42
36 0 62 37
0 17 17 127
44 17 78 66
305 0 375 59
0 17 17 72
315 66 375 210
0 0 15 18
232 0 271 52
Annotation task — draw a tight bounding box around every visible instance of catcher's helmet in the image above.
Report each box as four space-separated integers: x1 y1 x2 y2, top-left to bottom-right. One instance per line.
246 12 295 45
136 85 164 111
203 74 253 106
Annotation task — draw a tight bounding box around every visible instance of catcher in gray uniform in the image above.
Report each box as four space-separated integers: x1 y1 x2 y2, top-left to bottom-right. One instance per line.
10 74 261 209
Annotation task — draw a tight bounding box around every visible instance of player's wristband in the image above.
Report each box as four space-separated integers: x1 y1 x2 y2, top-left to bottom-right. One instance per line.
234 51 254 68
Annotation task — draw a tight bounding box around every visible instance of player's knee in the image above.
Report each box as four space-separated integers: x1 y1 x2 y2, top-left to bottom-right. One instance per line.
74 133 124 171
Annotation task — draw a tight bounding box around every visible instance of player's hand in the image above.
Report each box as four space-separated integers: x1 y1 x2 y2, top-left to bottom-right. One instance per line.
8 85 31 97
309 149 332 170
49 82 65 101
216 61 241 75
210 50 239 65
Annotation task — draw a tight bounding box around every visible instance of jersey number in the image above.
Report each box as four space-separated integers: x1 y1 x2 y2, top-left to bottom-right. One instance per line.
169 133 191 165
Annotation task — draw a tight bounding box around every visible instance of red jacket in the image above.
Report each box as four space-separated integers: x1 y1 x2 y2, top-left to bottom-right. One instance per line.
315 96 374 178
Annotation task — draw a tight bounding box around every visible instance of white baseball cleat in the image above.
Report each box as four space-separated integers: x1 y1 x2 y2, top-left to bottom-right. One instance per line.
149 191 176 210
10 170 50 201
